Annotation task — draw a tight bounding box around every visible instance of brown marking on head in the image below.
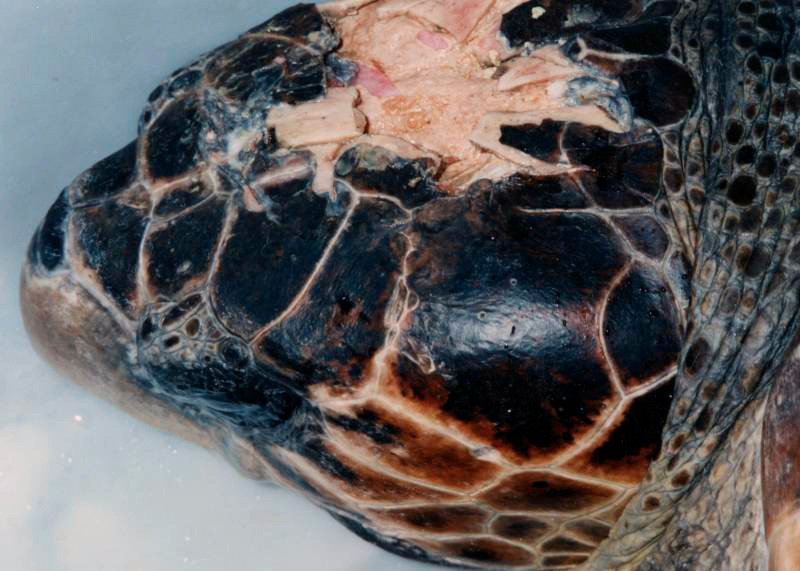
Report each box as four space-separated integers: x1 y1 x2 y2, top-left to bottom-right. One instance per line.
324 400 503 490
419 538 536 567
541 554 589 567
368 505 488 534
490 515 551 543
382 349 620 466
477 471 618 512
541 536 595 553
287 440 458 503
565 378 675 484
565 519 612 544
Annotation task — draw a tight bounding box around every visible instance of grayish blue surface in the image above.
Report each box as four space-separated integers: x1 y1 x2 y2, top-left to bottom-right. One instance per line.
0 1 444 569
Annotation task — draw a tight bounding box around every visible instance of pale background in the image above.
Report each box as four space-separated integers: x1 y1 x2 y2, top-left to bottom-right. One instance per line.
0 1 450 569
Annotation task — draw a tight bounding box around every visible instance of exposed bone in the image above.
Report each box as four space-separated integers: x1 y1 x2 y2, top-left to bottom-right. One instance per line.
440 154 534 189
375 0 427 19
497 46 581 90
267 87 367 148
306 143 344 196
342 134 443 168
470 106 624 170
318 0 380 17
407 0 495 42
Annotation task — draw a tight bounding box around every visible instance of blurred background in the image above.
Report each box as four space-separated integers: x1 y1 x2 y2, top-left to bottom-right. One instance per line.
0 1 447 569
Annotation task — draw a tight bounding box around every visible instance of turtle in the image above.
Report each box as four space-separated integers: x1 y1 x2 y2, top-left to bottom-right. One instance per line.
19 0 800 569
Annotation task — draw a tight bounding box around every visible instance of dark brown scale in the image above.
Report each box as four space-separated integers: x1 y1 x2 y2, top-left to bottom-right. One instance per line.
72 201 148 313
498 120 566 163
566 379 675 484
145 196 227 298
491 516 551 543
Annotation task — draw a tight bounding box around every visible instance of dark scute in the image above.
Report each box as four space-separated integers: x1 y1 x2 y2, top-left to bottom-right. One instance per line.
29 189 70 271
589 378 675 467
585 18 672 55
563 123 663 207
499 120 565 163
728 174 758 205
154 181 211 217
604 266 681 387
542 555 589 566
168 69 202 95
271 45 326 104
618 58 696 125
499 0 637 49
212 186 350 338
146 98 204 179
141 358 305 441
403 197 626 458
335 144 441 208
542 536 595 553
75 202 148 311
613 215 670 258
327 408 400 446
375 505 487 533
566 520 612 544
301 439 357 483
479 471 618 512
146 197 226 297
436 538 534 566
500 1 572 48
491 516 550 542
71 141 138 204
207 38 325 104
247 4 326 43
330 513 449 568
256 199 407 389
495 173 589 210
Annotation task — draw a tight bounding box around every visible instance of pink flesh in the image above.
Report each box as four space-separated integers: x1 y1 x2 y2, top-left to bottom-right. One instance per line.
354 64 401 97
330 1 610 190
416 30 449 51
408 0 495 42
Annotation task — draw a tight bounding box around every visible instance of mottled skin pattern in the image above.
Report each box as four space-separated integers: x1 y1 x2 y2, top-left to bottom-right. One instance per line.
18 1 800 570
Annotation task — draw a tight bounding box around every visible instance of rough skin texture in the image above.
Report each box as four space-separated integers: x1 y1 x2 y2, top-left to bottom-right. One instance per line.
19 1 800 570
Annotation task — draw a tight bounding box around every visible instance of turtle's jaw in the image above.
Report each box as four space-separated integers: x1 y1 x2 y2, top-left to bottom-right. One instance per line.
19 261 217 452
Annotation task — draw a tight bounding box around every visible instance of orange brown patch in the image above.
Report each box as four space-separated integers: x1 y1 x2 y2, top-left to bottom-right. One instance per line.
369 505 488 534
421 538 536 567
541 536 595 553
290 441 458 503
478 471 618 513
490 515 551 543
564 519 612 544
541 554 589 567
565 378 675 485
325 401 502 490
